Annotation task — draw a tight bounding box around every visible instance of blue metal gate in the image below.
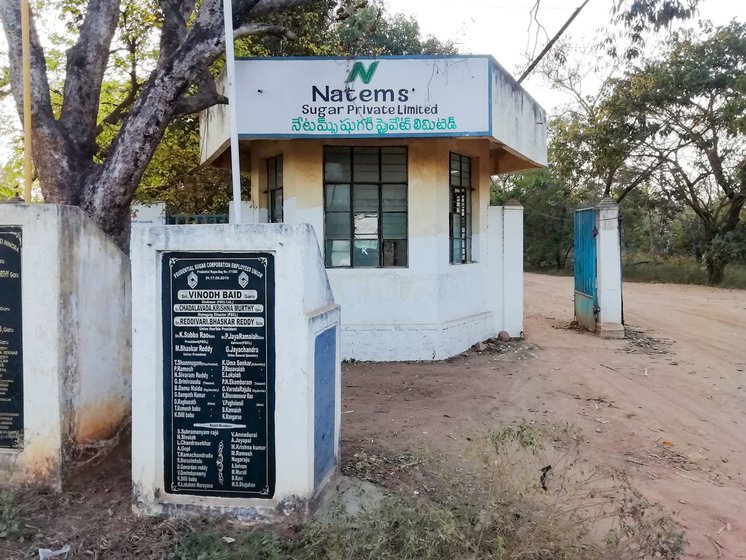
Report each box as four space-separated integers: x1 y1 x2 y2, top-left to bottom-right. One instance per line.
574 208 598 331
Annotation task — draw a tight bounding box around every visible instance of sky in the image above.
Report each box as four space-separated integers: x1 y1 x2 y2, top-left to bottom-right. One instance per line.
385 0 746 112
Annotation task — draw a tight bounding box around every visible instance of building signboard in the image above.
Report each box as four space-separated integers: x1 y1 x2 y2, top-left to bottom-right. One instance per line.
235 56 491 138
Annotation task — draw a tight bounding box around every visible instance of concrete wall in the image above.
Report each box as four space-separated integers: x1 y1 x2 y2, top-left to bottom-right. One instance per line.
131 202 166 225
199 72 229 165
491 61 547 169
487 204 524 337
131 223 341 518
0 204 130 487
247 138 524 360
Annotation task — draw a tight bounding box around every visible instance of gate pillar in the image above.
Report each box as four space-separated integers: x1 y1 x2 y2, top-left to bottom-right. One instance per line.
596 198 624 338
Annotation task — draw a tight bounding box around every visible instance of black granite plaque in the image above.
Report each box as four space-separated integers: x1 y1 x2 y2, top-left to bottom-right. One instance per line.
0 226 23 449
162 252 275 498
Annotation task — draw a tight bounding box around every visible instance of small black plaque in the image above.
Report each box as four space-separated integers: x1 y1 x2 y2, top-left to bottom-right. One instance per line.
162 252 275 498
0 226 23 449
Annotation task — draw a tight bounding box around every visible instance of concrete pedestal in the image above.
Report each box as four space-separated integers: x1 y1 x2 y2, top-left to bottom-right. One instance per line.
130 223 341 519
0 204 131 488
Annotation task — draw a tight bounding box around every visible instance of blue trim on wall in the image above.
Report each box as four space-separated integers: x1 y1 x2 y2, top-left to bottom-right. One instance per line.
235 54 500 64
238 131 492 140
488 63 494 137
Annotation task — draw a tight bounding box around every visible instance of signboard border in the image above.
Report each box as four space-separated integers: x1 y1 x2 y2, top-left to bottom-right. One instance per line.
0 225 23 450
233 54 496 140
161 251 276 499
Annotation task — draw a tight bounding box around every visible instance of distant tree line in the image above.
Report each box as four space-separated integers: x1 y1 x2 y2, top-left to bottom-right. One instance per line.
496 22 745 285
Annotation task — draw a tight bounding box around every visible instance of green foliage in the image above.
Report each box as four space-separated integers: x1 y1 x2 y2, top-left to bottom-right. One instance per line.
613 22 746 283
174 530 285 560
0 491 26 541
235 0 339 58
529 22 745 284
623 258 746 289
493 169 594 272
337 2 456 56
608 0 702 58
135 114 242 215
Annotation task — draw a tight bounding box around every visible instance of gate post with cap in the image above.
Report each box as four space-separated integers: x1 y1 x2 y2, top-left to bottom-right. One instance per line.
595 198 624 338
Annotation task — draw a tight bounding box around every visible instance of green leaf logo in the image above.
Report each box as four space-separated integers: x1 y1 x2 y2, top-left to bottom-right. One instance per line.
345 61 380 84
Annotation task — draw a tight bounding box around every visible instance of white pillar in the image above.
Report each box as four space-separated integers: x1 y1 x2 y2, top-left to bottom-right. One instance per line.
595 198 624 338
487 206 504 334
502 199 524 337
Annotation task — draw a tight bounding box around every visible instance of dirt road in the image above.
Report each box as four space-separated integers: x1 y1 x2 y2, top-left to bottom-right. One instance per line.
343 273 746 559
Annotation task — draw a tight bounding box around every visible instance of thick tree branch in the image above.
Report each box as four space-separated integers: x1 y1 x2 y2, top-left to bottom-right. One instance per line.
159 0 199 59
75 0 314 249
60 0 121 158
97 37 141 136
0 0 76 203
173 91 229 118
234 22 297 40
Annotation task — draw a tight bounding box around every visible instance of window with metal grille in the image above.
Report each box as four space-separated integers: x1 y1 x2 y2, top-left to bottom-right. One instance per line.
324 146 408 268
267 155 283 223
449 153 472 264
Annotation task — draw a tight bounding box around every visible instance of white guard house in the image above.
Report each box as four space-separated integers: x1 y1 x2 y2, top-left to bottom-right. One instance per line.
200 55 547 361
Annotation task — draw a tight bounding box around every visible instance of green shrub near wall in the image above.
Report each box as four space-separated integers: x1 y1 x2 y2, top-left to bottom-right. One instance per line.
622 258 746 289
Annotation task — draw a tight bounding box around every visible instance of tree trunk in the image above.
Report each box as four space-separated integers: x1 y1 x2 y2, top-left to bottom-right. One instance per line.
1 0 315 254
705 256 727 285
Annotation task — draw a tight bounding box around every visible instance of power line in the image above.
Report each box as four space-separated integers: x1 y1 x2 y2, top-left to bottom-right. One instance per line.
517 0 592 84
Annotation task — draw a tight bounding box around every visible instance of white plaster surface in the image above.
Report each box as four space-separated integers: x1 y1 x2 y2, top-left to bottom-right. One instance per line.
490 62 548 168
596 199 625 338
229 201 268 224
130 223 341 518
131 202 166 225
199 72 229 165
0 204 131 488
328 206 524 361
200 134 533 362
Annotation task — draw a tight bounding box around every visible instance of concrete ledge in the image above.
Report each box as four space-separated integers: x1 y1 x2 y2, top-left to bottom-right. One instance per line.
341 312 494 361
597 322 625 340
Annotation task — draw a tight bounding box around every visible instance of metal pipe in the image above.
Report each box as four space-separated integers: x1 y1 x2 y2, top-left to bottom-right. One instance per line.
21 0 32 202
223 0 242 224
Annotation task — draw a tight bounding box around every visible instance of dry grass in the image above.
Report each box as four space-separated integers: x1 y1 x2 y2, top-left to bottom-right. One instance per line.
0 422 685 560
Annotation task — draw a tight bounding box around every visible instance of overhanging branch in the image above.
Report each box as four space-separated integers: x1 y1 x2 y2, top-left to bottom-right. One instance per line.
234 22 297 40
173 91 229 118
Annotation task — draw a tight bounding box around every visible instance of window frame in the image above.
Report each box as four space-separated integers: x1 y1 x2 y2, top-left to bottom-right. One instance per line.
449 152 473 265
266 154 283 223
323 146 409 269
